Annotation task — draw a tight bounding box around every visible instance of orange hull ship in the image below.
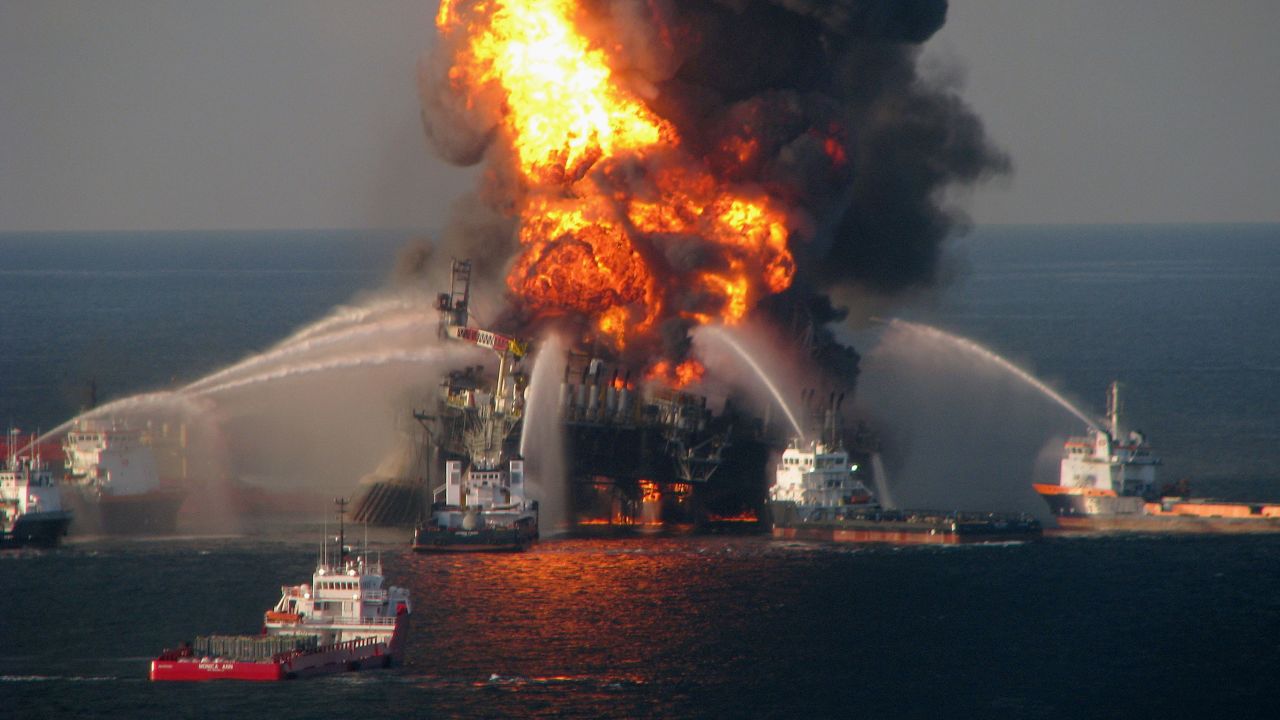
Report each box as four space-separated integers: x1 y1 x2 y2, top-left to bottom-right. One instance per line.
1035 383 1280 533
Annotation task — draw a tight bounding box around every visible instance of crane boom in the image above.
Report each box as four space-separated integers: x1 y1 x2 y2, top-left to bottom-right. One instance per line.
446 325 528 359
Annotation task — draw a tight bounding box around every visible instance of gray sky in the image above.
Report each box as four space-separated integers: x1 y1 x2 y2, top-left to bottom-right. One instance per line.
2 1 1278 231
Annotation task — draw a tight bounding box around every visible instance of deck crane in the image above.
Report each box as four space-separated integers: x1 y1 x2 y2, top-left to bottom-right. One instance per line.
432 259 529 473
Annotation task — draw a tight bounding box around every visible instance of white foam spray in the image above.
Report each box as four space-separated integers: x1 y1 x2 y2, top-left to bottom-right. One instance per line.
870 452 896 510
694 325 805 439
886 319 1100 431
183 311 436 393
519 334 568 535
190 347 469 398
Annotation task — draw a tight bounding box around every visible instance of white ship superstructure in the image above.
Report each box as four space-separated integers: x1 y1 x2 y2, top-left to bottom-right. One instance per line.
264 550 411 647
61 421 186 533
2 430 73 548
63 422 162 495
1058 382 1159 498
770 437 875 509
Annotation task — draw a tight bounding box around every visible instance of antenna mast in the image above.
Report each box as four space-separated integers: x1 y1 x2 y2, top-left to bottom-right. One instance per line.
335 497 349 564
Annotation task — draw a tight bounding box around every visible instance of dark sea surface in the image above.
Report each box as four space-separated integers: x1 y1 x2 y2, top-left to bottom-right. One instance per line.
3 533 1278 719
0 230 408 433
903 223 1280 497
3 225 1280 718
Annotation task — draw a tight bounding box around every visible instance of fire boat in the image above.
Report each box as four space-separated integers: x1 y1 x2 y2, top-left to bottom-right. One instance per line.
1034 382 1280 532
150 500 411 681
410 259 540 552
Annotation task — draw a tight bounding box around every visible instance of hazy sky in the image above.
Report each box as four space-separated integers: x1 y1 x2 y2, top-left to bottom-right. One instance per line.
2 1 1278 232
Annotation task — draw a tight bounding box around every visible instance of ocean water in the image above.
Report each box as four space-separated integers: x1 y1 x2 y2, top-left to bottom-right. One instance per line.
3 225 1280 718
3 533 1278 719
0 230 409 433
900 224 1280 497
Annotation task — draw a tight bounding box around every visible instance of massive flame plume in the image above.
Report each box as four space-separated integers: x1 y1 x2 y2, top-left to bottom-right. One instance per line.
436 0 796 381
424 0 1009 391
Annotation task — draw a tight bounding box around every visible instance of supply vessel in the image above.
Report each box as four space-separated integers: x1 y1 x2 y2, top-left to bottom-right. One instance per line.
1 430 73 548
1034 382 1280 532
62 421 186 534
408 260 540 552
150 500 411 681
769 394 1041 545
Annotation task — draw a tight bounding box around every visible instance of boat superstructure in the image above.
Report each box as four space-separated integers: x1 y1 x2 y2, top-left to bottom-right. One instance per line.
1035 382 1280 531
1 430 73 549
1036 381 1159 516
411 260 539 552
150 500 412 681
770 394 1041 545
771 436 876 509
62 420 186 534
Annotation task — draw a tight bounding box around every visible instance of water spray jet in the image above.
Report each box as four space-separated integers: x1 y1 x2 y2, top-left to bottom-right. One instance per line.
881 318 1102 432
696 325 805 440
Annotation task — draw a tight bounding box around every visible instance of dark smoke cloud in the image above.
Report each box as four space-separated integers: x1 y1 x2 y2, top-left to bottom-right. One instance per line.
419 0 1007 383
628 0 1009 295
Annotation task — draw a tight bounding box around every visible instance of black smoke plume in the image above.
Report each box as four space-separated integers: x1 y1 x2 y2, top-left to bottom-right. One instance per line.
419 0 1007 384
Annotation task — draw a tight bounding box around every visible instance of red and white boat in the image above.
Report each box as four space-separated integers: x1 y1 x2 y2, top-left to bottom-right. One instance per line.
150 504 411 681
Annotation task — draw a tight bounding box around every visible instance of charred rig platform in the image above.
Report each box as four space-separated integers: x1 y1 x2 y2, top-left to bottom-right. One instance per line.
354 259 772 530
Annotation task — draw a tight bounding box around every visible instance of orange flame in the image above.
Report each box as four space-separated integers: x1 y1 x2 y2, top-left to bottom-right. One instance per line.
646 359 705 389
438 1 796 366
439 0 669 184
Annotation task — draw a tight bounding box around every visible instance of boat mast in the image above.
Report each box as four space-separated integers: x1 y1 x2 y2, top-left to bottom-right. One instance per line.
1107 381 1125 441
335 497 348 564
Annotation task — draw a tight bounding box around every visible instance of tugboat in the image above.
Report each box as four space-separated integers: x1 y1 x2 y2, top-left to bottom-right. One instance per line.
769 395 1041 545
150 499 412 681
1034 382 1280 532
1 430 73 549
411 260 539 552
62 421 187 534
413 458 539 552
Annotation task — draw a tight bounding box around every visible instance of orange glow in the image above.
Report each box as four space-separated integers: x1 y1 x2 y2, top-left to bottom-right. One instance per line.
722 135 759 165
440 1 797 363
438 0 670 184
647 359 705 388
824 135 847 167
436 0 456 30
639 479 660 503
706 512 760 523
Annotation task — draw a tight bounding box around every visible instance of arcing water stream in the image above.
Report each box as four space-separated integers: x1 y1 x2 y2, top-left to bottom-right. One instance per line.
884 319 1101 432
25 293 473 468
870 453 896 510
697 326 805 440
519 334 568 533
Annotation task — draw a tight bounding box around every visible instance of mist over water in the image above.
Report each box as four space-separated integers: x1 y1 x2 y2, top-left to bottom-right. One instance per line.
853 319 1084 517
27 281 491 530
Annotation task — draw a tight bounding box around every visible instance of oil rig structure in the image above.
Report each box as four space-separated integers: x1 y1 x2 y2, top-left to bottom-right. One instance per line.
352 259 772 530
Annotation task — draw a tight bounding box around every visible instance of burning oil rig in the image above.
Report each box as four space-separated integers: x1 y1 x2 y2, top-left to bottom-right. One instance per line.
352 260 770 530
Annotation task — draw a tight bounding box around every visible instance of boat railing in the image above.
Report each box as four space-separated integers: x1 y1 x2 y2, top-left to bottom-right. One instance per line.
272 634 385 663
300 614 399 627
